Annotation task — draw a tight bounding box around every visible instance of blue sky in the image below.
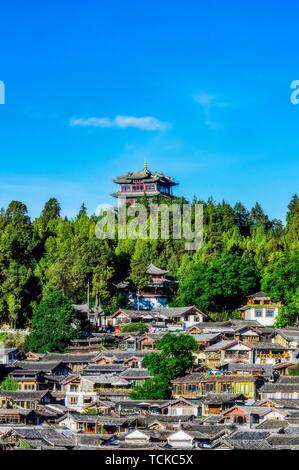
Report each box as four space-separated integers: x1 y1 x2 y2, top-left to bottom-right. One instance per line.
0 1 298 221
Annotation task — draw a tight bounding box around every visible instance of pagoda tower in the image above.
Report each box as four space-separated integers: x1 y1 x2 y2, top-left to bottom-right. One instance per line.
112 161 178 204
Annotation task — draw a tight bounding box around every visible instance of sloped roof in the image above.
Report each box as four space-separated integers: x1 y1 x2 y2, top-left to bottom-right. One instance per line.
114 166 178 186
146 263 169 276
205 340 253 352
223 438 272 450
41 352 101 363
246 291 271 299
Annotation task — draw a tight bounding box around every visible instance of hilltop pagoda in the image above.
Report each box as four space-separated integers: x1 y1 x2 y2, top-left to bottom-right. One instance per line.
112 161 178 204
115 262 177 310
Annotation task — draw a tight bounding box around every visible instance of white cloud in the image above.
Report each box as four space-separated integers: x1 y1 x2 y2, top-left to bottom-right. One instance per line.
193 92 228 128
70 115 171 131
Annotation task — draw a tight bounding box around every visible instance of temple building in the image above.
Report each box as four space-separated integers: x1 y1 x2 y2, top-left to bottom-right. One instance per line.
112 161 178 204
115 263 177 310
134 263 177 310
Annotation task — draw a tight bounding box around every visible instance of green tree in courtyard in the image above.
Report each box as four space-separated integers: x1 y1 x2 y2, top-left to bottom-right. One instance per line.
0 375 18 391
129 334 197 399
25 291 82 353
129 376 170 400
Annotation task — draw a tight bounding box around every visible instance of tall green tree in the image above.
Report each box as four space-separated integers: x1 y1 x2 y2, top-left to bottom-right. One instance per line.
130 334 197 399
25 291 82 353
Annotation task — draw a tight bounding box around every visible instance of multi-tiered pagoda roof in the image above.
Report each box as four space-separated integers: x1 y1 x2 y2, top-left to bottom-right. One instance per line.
112 161 178 203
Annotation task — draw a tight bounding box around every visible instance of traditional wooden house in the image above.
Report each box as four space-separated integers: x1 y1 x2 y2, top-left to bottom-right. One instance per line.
59 412 129 434
0 426 76 450
187 325 204 334
249 342 290 365
138 334 160 351
0 348 21 366
272 328 299 350
219 362 274 379
239 292 282 326
62 375 97 410
0 390 54 410
222 406 285 426
40 353 102 373
0 408 39 425
94 351 146 368
124 429 151 445
83 399 115 415
159 398 201 417
204 340 255 368
171 373 257 399
259 376 299 400
106 306 208 331
193 333 224 347
10 370 45 391
68 336 102 353
201 393 245 416
167 430 194 449
236 328 261 342
13 360 71 376
118 368 151 387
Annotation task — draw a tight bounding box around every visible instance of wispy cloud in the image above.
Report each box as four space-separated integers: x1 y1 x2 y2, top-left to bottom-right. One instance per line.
70 115 171 131
193 92 228 129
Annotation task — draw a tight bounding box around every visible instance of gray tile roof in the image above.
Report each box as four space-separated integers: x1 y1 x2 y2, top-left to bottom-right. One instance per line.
260 383 299 393
146 264 169 275
267 434 299 447
249 341 287 350
119 368 151 379
13 361 67 373
231 430 271 440
223 438 272 450
205 340 247 351
222 362 273 375
41 352 101 363
0 390 52 401
201 393 244 404
256 419 289 430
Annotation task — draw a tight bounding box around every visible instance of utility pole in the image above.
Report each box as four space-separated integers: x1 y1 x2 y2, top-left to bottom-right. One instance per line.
87 280 90 322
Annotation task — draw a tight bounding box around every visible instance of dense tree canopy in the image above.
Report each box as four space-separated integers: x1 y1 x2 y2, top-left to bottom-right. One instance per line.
0 194 297 328
25 291 82 353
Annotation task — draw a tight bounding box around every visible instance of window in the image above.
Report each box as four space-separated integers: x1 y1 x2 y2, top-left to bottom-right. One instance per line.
70 385 78 392
132 184 144 192
121 185 131 192
266 310 275 317
69 396 78 405
221 383 231 393
186 384 197 393
254 309 262 318
205 383 215 393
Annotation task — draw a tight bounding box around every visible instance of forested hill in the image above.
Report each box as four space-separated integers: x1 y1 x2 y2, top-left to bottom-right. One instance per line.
0 195 298 328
